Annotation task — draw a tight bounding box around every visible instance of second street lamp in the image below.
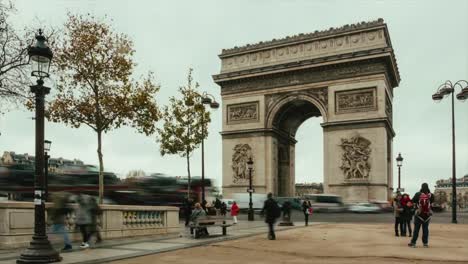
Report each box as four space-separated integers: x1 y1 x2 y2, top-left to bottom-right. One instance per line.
247 157 254 221
432 80 468 224
17 29 61 264
200 92 219 203
396 153 403 192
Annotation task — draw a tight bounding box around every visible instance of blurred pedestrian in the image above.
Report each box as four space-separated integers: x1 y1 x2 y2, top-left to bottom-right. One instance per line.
230 201 239 224
88 196 103 243
214 198 222 216
220 202 227 216
408 183 434 248
49 192 73 251
393 192 403 237
76 194 92 249
302 198 312 226
261 193 281 240
183 198 193 226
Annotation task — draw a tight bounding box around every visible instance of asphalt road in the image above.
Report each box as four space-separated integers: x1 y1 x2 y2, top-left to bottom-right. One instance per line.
235 210 468 224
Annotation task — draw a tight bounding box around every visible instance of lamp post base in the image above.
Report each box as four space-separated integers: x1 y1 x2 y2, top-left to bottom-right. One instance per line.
17 235 62 263
248 209 254 221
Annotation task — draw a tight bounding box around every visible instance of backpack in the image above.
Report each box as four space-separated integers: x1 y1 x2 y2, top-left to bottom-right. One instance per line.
417 193 432 218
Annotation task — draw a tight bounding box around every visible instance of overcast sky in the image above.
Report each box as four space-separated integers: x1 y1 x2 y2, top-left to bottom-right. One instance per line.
0 0 467 196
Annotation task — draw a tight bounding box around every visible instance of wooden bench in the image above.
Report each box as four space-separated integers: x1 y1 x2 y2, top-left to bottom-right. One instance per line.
189 215 232 239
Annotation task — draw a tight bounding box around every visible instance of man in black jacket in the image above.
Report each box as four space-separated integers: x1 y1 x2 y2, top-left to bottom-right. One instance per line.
261 193 281 240
408 183 434 248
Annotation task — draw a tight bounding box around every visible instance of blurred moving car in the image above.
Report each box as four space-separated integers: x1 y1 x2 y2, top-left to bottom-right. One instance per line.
277 197 302 210
370 200 393 212
348 202 382 213
303 194 346 213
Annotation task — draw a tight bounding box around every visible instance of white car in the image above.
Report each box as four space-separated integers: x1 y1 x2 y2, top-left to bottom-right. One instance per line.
348 203 382 213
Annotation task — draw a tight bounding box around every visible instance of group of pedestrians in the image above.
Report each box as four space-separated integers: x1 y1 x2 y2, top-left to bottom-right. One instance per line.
393 183 434 248
49 193 102 251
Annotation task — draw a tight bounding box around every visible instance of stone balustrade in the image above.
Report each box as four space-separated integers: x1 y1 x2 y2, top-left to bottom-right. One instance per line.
0 202 180 248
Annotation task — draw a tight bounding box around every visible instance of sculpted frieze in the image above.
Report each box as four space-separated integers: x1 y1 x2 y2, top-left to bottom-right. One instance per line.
335 88 377 114
220 60 388 95
339 136 372 180
231 144 253 183
227 102 259 124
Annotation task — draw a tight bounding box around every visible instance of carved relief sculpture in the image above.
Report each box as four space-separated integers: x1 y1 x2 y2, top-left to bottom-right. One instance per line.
227 102 259 124
336 88 377 114
232 144 253 183
339 136 372 180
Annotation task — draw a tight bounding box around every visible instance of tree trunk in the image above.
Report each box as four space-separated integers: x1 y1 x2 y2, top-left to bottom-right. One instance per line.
97 130 104 204
186 148 191 200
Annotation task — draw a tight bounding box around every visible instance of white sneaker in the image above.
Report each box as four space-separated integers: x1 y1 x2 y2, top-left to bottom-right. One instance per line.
80 243 89 249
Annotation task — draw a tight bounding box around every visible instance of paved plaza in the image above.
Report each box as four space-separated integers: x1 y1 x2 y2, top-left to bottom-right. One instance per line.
1 215 467 264
111 223 468 264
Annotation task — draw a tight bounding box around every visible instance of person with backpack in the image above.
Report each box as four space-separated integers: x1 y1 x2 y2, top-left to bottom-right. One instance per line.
261 193 281 240
408 183 434 248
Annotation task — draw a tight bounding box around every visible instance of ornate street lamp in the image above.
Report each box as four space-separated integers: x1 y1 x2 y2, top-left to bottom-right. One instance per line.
247 157 254 221
396 153 403 192
17 30 61 263
44 140 52 201
432 80 468 224
200 92 219 203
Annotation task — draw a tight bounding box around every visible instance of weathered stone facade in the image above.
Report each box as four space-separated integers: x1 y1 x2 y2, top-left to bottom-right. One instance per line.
214 19 400 202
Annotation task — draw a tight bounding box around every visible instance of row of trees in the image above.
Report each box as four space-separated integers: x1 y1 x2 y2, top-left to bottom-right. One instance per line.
1 3 212 203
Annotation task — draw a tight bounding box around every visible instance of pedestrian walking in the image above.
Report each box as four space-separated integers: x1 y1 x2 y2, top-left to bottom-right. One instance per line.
261 193 281 240
230 201 239 224
408 183 434 248
220 202 227 216
393 192 404 236
49 192 73 251
302 198 312 226
75 194 92 249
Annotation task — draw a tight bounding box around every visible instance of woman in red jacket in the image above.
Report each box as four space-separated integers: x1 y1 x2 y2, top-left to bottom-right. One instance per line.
231 201 240 224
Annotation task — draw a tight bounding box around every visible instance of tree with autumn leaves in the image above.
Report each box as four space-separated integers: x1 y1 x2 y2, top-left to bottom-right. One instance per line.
156 69 211 199
48 14 161 204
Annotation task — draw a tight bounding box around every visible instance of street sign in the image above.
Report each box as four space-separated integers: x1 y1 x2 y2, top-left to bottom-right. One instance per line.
247 188 255 193
397 188 405 192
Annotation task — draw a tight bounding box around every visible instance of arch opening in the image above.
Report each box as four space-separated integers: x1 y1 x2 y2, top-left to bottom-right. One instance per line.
271 99 323 197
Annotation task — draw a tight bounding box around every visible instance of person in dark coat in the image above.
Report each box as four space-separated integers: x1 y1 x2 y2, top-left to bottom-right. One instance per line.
214 198 222 216
220 202 227 216
261 193 281 240
302 198 312 226
408 183 434 248
282 201 292 221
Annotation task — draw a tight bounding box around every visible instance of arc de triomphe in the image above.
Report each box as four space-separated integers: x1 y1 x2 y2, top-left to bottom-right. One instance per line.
213 19 400 202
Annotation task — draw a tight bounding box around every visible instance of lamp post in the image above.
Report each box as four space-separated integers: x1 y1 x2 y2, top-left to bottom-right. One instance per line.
396 153 403 192
432 80 468 224
44 140 51 202
247 157 254 221
17 30 61 263
186 92 219 202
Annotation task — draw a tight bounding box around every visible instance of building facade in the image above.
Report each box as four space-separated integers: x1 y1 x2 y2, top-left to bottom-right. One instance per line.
434 175 468 209
1 151 84 172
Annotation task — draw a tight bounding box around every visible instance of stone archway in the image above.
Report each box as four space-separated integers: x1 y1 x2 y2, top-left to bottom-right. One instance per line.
214 19 400 202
